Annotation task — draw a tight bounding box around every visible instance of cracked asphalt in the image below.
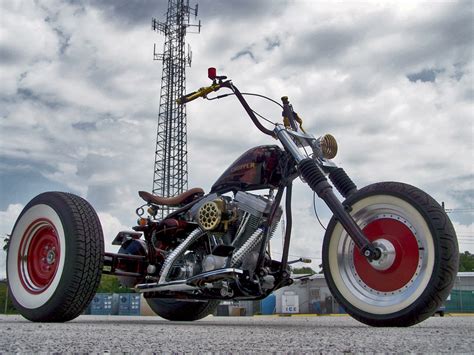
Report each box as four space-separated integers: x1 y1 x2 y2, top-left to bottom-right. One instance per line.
0 314 472 353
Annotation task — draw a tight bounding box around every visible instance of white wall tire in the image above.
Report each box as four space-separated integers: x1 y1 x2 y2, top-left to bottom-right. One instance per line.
322 182 458 327
7 192 104 322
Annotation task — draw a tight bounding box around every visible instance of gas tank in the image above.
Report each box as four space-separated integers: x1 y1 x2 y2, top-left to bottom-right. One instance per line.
211 145 284 194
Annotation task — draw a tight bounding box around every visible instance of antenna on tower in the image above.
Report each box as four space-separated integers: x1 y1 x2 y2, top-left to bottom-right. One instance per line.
152 0 201 218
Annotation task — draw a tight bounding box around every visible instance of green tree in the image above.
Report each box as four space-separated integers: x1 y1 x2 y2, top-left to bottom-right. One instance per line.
459 251 474 272
96 274 134 293
2 234 10 252
0 282 17 314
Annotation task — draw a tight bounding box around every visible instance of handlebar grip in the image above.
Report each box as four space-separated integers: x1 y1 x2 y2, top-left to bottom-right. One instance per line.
177 84 220 105
177 91 200 105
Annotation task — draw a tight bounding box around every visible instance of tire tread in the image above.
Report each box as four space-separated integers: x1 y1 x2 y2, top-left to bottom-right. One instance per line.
323 182 459 327
9 192 104 322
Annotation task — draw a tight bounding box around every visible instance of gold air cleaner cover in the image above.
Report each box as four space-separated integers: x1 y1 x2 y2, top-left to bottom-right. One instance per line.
197 200 223 230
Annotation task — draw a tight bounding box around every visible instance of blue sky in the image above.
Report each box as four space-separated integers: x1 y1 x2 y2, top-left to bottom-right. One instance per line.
1 0 473 277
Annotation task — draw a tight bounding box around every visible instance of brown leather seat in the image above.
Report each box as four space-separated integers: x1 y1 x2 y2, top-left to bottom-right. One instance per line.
138 188 205 207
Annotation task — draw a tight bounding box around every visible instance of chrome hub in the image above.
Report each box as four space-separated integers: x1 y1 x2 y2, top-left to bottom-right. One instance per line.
46 249 56 265
369 239 396 271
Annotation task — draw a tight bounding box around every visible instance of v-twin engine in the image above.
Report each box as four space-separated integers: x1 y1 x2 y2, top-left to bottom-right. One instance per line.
189 191 281 273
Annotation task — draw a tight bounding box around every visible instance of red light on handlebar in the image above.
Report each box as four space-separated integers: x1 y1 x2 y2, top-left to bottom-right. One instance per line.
208 67 217 80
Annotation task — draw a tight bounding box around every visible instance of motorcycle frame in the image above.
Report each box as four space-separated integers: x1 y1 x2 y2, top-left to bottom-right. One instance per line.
103 79 381 300
225 81 379 260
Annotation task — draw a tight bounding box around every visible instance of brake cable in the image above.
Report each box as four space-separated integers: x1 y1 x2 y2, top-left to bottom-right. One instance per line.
251 109 277 126
241 93 284 108
206 91 282 128
207 92 284 109
313 191 327 230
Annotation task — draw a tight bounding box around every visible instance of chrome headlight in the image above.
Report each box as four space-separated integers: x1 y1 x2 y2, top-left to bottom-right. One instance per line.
316 134 338 159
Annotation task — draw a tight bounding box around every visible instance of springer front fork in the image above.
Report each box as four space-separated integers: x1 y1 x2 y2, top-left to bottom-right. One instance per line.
230 84 380 262
276 127 381 261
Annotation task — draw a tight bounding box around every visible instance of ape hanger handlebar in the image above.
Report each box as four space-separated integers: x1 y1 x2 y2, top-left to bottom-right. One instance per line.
176 68 276 137
176 68 339 164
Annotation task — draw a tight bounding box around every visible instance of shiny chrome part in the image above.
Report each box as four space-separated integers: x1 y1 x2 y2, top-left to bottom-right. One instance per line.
274 125 338 168
46 250 56 265
202 254 227 272
231 228 264 266
220 286 234 297
186 268 244 286
274 126 307 163
231 213 261 249
147 264 157 274
135 280 198 293
369 239 396 271
137 268 244 293
159 227 204 284
233 212 250 244
317 157 338 168
234 191 270 216
278 124 316 142
261 275 275 290
337 208 427 306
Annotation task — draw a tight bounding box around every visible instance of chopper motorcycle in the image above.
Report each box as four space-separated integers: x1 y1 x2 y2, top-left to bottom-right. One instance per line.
6 68 458 326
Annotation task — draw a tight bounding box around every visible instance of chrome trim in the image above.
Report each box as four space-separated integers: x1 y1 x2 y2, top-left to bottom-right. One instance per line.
158 227 204 284
186 268 244 286
283 128 316 142
273 125 338 166
369 239 396 271
136 280 198 293
337 207 427 306
231 228 264 266
274 126 306 162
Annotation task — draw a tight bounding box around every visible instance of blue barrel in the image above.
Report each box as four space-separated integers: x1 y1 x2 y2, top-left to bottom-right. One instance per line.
261 294 276 315
118 293 141 315
90 293 113 315
129 294 141 315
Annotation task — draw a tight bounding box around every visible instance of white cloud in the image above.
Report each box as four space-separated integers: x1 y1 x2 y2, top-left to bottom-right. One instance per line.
0 0 472 282
97 212 129 253
0 204 24 279
453 221 474 254
0 204 23 237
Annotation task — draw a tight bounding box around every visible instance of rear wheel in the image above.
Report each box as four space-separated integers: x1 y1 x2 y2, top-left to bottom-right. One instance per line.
145 298 219 321
322 182 458 327
7 192 104 322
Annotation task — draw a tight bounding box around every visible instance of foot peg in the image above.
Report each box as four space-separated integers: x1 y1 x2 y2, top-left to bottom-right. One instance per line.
287 257 312 265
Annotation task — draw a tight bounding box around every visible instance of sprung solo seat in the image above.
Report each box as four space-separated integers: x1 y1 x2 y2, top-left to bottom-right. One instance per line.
138 188 205 207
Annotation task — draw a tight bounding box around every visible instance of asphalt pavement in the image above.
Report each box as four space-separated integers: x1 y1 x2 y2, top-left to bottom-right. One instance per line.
0 314 472 353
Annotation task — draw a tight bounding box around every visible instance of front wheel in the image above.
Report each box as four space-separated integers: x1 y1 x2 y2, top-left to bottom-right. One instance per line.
7 192 104 322
322 182 458 327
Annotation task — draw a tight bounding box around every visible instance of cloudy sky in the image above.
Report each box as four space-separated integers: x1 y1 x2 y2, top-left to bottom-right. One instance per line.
1 0 473 278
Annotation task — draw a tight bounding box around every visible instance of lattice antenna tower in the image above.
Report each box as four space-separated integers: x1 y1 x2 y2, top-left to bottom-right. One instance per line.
152 0 201 218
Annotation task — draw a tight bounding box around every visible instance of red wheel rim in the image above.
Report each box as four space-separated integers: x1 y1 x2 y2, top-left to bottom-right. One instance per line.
18 219 61 294
353 218 420 293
